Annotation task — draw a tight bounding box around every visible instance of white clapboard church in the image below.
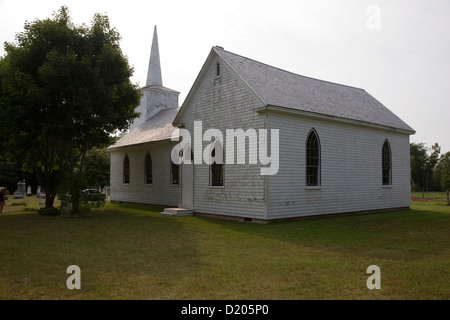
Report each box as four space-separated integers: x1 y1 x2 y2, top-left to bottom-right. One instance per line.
107 27 415 222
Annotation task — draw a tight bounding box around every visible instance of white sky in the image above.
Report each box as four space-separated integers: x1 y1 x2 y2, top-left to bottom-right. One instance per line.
1 0 449 153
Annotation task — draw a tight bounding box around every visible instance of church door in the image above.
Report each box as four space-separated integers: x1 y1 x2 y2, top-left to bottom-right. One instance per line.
181 145 194 209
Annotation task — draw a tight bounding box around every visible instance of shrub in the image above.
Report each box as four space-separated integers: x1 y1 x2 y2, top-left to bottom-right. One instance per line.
23 206 40 212
58 172 105 217
38 207 61 216
80 191 106 202
10 201 27 206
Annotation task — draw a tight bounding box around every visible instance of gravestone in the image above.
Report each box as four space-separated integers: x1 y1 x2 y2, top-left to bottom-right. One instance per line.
102 186 110 200
39 192 46 205
27 185 32 196
13 181 26 199
36 186 41 197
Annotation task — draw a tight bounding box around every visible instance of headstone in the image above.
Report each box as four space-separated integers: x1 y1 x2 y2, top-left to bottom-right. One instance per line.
13 181 25 199
39 192 46 205
27 185 32 196
103 186 110 199
36 186 41 197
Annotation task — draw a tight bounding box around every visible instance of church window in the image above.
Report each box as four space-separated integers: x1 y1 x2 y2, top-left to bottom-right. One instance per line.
210 140 224 187
216 62 221 77
382 140 392 185
171 160 179 185
145 152 152 184
123 154 130 184
306 129 320 186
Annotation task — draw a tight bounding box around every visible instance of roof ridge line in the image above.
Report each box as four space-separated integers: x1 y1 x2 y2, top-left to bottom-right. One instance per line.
214 46 366 92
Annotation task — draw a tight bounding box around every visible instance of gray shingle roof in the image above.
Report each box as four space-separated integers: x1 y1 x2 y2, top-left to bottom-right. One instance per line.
215 47 414 133
107 107 179 150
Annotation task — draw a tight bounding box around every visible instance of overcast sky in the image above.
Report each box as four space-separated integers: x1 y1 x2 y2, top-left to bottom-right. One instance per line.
1 0 449 153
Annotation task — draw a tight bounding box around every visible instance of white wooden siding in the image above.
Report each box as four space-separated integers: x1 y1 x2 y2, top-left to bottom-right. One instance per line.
179 56 268 219
267 112 411 219
111 47 413 221
109 141 178 206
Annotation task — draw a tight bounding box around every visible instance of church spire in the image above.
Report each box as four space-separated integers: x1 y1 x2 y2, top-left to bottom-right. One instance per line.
146 26 163 87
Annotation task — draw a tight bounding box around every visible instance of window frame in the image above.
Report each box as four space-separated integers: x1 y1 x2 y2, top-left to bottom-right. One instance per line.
123 154 130 184
144 152 153 185
382 139 392 186
209 139 224 187
170 156 180 186
216 61 221 77
305 128 321 187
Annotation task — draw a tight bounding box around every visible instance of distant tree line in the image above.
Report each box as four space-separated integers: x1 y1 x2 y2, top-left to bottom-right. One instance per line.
411 142 450 192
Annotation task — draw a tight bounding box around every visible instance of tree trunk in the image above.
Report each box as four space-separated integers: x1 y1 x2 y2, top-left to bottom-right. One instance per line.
44 186 56 207
79 140 88 173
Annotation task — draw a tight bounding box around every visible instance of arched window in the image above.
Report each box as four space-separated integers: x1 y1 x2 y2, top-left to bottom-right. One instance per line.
210 140 224 186
382 140 391 185
145 152 152 184
123 154 130 184
306 129 320 186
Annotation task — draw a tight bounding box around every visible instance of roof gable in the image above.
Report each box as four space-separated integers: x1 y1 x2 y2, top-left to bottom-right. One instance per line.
173 47 266 126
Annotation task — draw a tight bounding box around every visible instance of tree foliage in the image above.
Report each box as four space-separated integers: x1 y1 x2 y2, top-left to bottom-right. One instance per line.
410 143 428 191
410 142 444 192
0 6 140 207
83 147 110 188
434 152 450 192
58 171 105 216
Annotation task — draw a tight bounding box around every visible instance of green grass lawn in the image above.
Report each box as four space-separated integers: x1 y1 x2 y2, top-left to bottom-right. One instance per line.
0 197 449 300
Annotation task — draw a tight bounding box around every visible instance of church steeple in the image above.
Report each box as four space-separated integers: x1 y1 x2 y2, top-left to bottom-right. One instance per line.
146 26 163 87
129 26 179 130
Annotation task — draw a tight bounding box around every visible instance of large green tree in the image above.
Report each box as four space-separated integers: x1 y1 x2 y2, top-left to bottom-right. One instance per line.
0 7 140 207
